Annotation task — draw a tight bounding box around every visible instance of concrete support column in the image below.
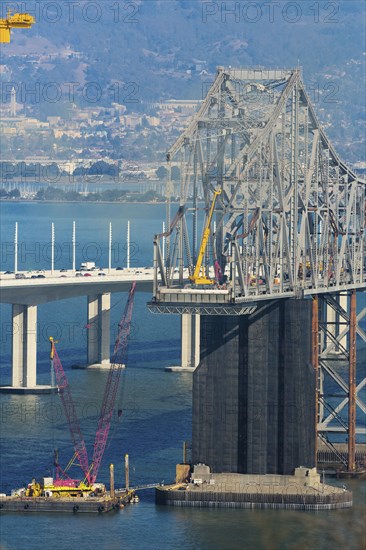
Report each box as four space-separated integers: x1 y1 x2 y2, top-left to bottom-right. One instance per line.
99 293 111 365
87 293 111 366
12 304 37 388
166 314 200 371
181 314 200 369
12 304 24 387
87 295 99 365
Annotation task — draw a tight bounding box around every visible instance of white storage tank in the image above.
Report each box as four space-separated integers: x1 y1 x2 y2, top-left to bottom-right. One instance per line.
42 477 53 487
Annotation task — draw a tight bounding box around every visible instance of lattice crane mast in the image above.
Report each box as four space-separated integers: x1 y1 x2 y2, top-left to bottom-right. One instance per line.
49 282 136 489
90 281 136 484
49 337 91 485
0 10 35 43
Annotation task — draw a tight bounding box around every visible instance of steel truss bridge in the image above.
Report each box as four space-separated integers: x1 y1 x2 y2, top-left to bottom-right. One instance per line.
149 67 366 471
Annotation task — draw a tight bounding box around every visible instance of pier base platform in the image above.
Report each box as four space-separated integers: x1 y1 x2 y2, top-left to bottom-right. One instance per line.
165 366 196 373
0 385 57 394
71 363 124 370
156 465 352 511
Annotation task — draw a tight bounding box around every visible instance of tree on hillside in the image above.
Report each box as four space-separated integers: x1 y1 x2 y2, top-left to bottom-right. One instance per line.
88 161 117 176
8 188 20 198
35 186 65 200
156 166 168 179
171 166 180 181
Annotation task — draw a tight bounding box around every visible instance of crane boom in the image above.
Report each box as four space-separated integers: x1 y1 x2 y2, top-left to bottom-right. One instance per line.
50 338 91 484
0 11 35 43
189 188 222 285
156 205 185 239
90 282 136 484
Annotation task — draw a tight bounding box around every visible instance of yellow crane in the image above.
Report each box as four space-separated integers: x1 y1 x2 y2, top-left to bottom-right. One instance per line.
189 188 222 285
0 10 35 43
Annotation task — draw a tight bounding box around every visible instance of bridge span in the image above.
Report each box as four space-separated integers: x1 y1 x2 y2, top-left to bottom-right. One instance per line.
149 67 365 475
1 66 365 475
0 268 154 304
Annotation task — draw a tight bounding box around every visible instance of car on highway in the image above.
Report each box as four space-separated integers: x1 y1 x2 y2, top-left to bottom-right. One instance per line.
37 274 46 279
98 272 106 277
15 273 26 279
84 273 92 277
4 271 14 274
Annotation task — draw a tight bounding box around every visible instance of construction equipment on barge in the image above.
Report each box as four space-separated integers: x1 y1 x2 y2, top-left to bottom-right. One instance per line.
1 462 135 514
1 283 136 512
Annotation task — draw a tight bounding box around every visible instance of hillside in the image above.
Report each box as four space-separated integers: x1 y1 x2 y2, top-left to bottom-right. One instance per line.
1 0 365 162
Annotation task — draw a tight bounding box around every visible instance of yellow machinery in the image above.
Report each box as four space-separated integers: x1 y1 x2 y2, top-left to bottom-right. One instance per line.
189 188 222 285
25 478 105 498
0 11 35 43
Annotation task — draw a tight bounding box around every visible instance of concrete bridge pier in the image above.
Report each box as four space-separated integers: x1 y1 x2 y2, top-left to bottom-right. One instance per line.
87 293 111 367
192 299 315 475
0 304 54 394
12 304 37 388
166 314 200 372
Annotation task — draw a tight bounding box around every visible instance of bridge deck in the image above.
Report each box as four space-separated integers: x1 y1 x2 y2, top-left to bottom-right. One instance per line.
0 268 153 304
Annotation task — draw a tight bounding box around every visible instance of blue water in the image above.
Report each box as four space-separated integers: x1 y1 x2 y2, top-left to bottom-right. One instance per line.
0 202 365 550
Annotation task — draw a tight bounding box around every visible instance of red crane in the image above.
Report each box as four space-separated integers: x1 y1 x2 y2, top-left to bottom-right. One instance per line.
90 281 136 484
50 337 91 485
50 281 136 487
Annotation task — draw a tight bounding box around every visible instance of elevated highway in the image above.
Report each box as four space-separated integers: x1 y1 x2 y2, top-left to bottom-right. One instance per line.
0 267 154 393
0 268 154 305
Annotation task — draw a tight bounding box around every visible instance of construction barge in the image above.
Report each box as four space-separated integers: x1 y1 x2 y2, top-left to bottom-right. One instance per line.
0 490 134 514
0 286 138 515
0 461 137 514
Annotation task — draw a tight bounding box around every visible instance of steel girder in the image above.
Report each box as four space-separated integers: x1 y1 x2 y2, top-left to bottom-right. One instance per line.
147 302 257 315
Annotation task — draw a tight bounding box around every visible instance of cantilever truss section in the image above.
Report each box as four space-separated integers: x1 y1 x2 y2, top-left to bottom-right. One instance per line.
154 67 365 305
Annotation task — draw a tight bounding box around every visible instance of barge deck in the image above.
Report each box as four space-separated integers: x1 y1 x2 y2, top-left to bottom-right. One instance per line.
0 490 134 514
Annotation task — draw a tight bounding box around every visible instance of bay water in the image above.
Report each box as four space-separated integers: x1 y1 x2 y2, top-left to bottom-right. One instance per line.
0 202 365 550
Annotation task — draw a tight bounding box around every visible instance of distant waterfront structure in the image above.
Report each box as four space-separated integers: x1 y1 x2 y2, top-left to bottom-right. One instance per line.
144 99 201 113
10 87 16 117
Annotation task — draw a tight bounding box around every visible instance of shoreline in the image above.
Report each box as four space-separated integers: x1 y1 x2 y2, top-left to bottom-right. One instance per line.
0 199 178 205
